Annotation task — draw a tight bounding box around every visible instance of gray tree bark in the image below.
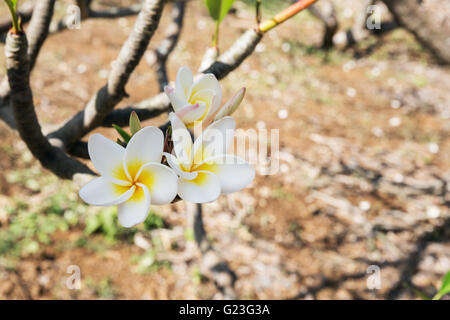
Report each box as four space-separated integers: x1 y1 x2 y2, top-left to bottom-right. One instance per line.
382 0 450 64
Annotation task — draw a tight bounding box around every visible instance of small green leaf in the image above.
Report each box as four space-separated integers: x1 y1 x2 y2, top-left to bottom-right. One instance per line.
205 0 235 22
129 111 141 135
116 138 126 147
4 0 21 32
112 124 131 143
219 0 235 22
412 288 431 300
4 0 18 11
403 283 430 300
205 0 220 21
433 271 450 300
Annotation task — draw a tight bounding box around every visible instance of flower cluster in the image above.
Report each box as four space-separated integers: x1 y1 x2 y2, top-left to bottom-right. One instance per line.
79 67 254 227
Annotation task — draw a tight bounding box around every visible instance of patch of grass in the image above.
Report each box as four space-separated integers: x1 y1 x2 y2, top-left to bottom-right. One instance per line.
272 186 294 200
0 203 72 257
84 207 135 243
84 209 166 243
191 265 206 285
96 278 116 299
131 250 171 274
143 210 166 230
86 277 117 299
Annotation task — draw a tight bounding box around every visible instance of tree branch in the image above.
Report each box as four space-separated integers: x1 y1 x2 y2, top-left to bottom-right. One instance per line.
190 203 237 299
308 0 338 49
5 32 94 180
27 0 56 71
50 3 143 33
89 4 142 19
95 27 262 131
0 0 56 128
47 0 167 149
62 0 316 157
151 0 186 91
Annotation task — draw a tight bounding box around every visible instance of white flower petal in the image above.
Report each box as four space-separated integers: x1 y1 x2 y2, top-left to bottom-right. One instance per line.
178 171 221 203
87 133 127 184
135 163 178 205
169 112 193 168
164 152 198 180
191 89 215 108
117 183 151 228
192 74 222 114
79 177 134 206
195 155 254 194
193 116 236 163
177 102 207 124
176 66 194 99
165 85 187 111
124 126 164 179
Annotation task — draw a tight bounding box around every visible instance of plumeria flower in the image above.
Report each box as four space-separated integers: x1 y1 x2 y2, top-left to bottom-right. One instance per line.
164 66 222 128
79 127 178 227
164 112 254 203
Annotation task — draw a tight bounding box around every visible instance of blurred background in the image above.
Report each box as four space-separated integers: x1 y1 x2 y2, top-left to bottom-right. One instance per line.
0 0 449 299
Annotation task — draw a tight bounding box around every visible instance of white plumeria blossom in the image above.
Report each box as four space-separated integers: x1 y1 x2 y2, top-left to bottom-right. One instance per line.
165 112 255 203
164 66 222 128
79 127 178 228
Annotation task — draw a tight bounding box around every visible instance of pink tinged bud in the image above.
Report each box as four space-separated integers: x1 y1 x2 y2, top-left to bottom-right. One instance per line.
214 87 246 120
201 94 220 130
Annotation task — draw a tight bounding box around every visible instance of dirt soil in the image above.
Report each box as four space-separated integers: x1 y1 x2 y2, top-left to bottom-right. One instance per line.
0 0 449 299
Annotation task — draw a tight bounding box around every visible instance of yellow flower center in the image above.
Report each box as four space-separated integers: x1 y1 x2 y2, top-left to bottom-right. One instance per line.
112 160 155 202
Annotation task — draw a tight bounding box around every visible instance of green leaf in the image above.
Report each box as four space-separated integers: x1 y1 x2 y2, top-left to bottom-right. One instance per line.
4 0 21 32
129 111 141 135
433 271 450 300
112 124 131 143
412 288 431 300
205 0 220 21
403 283 430 300
4 0 18 11
205 0 236 22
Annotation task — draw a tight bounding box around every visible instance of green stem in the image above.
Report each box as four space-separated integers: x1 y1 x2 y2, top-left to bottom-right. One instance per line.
256 0 262 25
4 0 20 33
212 19 220 48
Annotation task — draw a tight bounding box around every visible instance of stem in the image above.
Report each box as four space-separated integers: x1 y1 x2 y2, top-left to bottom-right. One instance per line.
4 0 20 33
212 19 220 48
256 0 262 25
258 0 317 33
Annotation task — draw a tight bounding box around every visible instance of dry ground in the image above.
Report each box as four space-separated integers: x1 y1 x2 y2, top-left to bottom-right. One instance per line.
0 0 449 299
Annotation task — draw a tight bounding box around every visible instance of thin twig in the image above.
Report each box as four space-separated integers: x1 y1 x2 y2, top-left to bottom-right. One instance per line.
50 3 143 33
256 0 262 25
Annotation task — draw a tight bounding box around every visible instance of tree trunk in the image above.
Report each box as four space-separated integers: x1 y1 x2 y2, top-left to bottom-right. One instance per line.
308 0 338 49
382 0 450 64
